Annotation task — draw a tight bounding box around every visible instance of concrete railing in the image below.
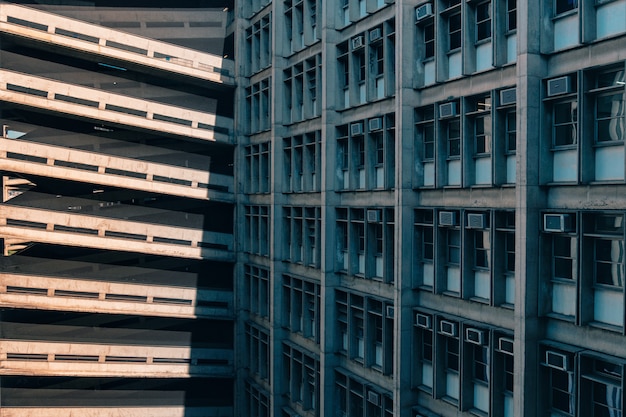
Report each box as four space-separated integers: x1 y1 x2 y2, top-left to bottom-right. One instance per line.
0 70 233 143
0 136 234 202
0 339 233 378
0 3 235 85
0 205 234 261
0 273 233 319
0 406 234 417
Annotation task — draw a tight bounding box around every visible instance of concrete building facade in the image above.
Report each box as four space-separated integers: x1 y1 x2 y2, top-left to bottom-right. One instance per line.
1 0 626 416
236 1 626 417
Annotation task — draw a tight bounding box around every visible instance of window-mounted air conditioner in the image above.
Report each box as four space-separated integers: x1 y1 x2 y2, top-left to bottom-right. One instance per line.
439 211 457 226
415 313 431 329
543 213 572 233
500 88 517 106
369 28 382 42
545 350 570 371
467 213 487 229
367 209 381 223
547 76 572 97
352 35 365 50
465 328 486 345
385 305 395 319
415 3 433 22
498 337 514 354
367 390 381 405
439 320 457 337
368 117 383 132
439 102 457 118
350 122 364 136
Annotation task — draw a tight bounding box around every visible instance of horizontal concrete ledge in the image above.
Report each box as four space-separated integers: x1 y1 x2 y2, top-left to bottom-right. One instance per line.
0 137 234 202
0 3 235 85
0 407 234 417
0 70 233 144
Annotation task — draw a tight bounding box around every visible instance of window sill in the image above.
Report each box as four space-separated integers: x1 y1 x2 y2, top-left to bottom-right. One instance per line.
442 290 461 298
499 302 514 310
469 296 490 304
588 320 623 332
552 9 578 21
545 312 576 322
589 179 625 185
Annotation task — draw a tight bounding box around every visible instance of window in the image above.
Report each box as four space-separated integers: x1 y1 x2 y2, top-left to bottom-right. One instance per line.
585 213 624 328
245 205 270 256
283 343 319 411
439 320 460 402
413 312 434 391
543 214 577 319
283 275 321 341
496 211 516 306
246 77 272 134
336 370 393 417
553 100 578 147
555 0 577 15
284 206 321 266
415 105 436 186
245 264 269 318
246 323 270 380
446 119 461 157
448 11 462 51
424 21 435 59
466 330 490 414
506 0 517 31
415 209 435 288
506 109 517 153
541 347 575 417
245 142 270 194
580 356 623 417
284 132 321 193
245 382 270 417
244 13 272 75
475 1 492 42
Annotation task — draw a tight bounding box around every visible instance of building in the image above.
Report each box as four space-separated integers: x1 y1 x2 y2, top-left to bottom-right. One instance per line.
0 1 236 416
236 1 626 417
1 0 626 416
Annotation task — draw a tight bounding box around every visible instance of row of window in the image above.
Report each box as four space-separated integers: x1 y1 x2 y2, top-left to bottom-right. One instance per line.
339 0 392 29
246 77 271 134
546 0 626 51
412 311 514 416
336 369 393 417
245 12 271 76
538 342 624 417
244 205 270 257
283 274 321 343
282 343 320 415
414 89 517 188
414 0 517 84
541 211 626 332
337 19 395 108
336 289 394 374
336 207 395 282
283 55 321 123
414 209 516 306
542 64 625 184
337 114 395 191
283 206 321 267
284 0 320 55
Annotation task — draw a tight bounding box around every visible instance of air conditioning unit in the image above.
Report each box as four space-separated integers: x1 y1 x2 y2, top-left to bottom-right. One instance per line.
350 122 364 136
547 76 572 97
467 213 486 229
545 350 569 371
367 390 381 405
369 28 382 42
351 35 365 50
439 102 457 118
500 88 517 106
386 305 395 319
368 117 383 132
439 211 457 226
367 209 381 223
415 3 433 22
415 313 431 329
498 337 514 354
439 320 457 337
465 328 486 345
543 213 572 233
